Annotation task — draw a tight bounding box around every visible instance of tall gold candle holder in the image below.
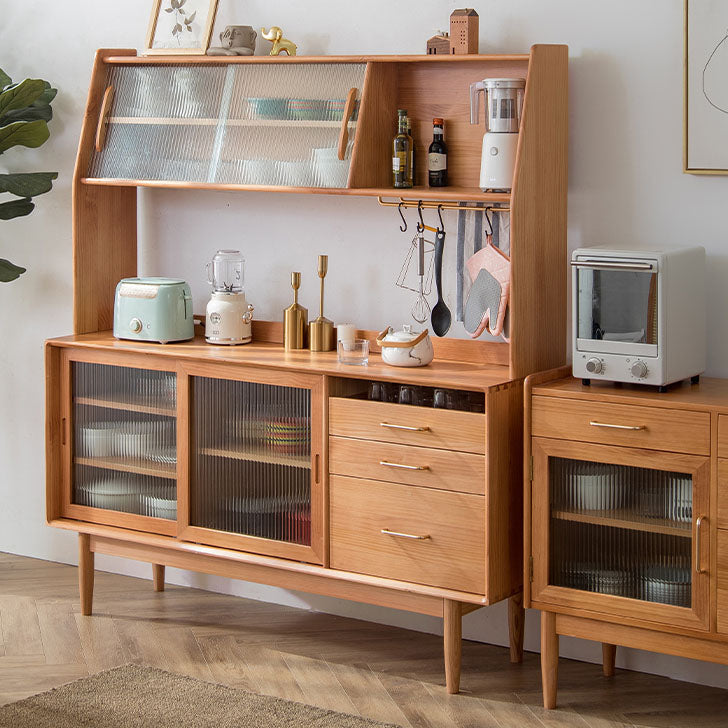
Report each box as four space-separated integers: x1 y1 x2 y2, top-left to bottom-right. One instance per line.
309 255 334 351
283 272 307 350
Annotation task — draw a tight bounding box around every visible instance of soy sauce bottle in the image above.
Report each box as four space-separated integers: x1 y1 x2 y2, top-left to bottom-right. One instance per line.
428 118 448 187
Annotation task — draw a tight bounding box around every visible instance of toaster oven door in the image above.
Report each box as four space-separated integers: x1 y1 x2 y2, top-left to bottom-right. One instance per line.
573 259 658 357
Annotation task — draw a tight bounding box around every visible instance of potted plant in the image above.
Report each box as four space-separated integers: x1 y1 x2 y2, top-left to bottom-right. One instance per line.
0 68 57 282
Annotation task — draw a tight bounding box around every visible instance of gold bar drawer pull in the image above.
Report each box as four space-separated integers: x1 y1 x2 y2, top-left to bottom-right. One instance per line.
379 460 430 471
696 515 706 574
380 422 430 432
381 528 431 540
589 421 646 431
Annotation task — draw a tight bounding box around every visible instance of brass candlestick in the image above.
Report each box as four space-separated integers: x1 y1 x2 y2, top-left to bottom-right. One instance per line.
283 272 307 350
309 255 334 351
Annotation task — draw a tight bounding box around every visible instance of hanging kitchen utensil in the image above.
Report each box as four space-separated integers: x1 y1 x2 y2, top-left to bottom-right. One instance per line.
463 240 510 340
395 233 434 295
430 221 452 337
411 231 431 323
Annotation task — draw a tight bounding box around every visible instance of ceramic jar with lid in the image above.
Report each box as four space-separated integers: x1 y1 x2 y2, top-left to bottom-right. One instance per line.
376 325 434 367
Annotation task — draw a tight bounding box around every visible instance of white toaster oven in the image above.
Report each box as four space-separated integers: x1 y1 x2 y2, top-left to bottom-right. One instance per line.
571 246 706 388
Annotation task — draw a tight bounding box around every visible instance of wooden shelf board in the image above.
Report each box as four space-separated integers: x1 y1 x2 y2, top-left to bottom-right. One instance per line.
79 178 510 203
552 509 692 538
199 446 310 469
104 53 532 65
110 117 352 129
48 332 514 390
75 396 175 417
75 456 176 479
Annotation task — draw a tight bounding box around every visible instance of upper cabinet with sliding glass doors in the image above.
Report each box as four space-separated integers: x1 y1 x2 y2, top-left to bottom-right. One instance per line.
177 362 325 565
58 350 180 537
531 437 710 632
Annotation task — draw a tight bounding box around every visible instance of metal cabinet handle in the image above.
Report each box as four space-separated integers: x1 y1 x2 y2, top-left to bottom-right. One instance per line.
380 422 430 432
696 515 706 574
379 460 430 470
381 528 431 540
589 421 646 431
379 460 429 471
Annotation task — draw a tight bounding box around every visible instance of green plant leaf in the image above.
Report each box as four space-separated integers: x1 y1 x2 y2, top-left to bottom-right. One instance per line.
164 6 174 11
179 0 187 6
170 0 179 8
0 172 57 197
0 258 26 282
0 69 11 90
0 197 34 220
185 10 196 24
0 119 49 154
0 79 46 118
0 103 52 126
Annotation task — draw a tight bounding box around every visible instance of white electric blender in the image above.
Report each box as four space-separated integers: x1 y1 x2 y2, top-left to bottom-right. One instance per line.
205 249 254 345
469 78 526 192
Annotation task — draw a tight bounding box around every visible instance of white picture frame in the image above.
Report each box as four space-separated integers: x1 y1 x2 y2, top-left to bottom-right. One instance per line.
144 0 219 56
685 0 728 174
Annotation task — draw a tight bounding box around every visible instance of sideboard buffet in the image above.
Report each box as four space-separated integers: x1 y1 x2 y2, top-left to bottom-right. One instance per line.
46 45 567 692
525 370 728 708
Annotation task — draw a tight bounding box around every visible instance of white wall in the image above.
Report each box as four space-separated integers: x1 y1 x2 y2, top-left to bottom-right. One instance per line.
2 0 728 690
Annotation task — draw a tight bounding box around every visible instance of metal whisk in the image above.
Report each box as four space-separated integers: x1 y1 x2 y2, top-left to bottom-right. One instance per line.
411 229 430 323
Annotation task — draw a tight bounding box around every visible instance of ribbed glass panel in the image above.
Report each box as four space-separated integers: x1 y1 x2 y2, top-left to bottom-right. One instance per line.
549 457 692 607
191 377 311 544
72 362 177 519
89 63 365 187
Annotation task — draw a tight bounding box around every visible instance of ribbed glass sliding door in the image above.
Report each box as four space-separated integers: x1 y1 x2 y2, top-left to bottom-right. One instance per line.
185 369 322 562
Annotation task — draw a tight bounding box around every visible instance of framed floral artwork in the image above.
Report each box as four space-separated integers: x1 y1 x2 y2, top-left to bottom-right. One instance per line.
685 0 728 173
144 0 219 55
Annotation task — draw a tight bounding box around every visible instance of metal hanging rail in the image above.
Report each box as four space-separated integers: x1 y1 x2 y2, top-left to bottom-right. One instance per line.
377 196 510 213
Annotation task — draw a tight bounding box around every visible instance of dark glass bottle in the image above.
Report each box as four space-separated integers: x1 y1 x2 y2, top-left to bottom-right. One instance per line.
406 115 415 187
392 109 412 188
428 118 448 187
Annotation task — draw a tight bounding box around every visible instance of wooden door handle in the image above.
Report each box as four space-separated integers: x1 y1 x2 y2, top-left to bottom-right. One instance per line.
337 87 358 161
695 515 706 573
95 85 115 153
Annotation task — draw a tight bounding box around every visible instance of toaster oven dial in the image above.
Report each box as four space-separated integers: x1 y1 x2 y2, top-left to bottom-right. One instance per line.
129 317 143 333
585 357 603 374
630 360 648 379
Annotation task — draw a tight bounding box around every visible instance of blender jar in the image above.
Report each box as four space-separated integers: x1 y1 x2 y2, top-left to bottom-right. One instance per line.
207 249 244 293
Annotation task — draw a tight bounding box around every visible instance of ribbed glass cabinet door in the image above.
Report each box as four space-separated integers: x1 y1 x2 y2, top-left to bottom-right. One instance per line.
70 361 177 529
532 438 710 631
89 63 365 187
189 374 318 558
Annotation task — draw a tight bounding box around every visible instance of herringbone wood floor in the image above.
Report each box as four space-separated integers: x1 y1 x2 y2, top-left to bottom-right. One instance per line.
1 551 727 726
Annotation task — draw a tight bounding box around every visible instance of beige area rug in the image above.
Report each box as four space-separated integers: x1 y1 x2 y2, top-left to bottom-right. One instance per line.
0 664 399 728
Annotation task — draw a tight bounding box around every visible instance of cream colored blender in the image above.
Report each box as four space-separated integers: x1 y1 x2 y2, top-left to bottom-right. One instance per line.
469 78 525 191
205 249 254 345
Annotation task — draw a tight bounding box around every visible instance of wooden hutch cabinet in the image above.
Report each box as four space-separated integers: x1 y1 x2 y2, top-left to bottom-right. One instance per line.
525 370 728 708
46 45 567 693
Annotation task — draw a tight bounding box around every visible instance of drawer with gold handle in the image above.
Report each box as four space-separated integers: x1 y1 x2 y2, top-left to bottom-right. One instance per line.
531 396 710 455
329 398 485 454
330 475 485 594
329 436 485 494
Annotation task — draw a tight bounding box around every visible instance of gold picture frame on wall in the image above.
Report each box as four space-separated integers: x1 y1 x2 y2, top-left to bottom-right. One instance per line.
684 0 728 174
144 0 219 56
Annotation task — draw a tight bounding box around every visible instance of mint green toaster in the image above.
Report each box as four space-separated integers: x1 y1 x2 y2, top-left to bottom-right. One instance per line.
113 278 194 344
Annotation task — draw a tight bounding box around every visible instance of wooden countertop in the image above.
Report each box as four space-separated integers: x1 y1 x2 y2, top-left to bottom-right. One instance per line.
46 331 515 391
532 375 728 412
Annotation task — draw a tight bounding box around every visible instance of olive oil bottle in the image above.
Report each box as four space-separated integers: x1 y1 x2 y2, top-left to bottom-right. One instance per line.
392 109 412 188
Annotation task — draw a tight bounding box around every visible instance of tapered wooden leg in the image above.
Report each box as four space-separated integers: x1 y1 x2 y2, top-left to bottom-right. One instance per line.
443 599 462 694
602 643 616 677
541 611 559 709
153 564 165 592
78 533 94 616
508 592 525 663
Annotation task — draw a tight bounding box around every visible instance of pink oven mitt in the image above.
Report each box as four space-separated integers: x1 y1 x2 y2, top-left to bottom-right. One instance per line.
463 241 511 340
